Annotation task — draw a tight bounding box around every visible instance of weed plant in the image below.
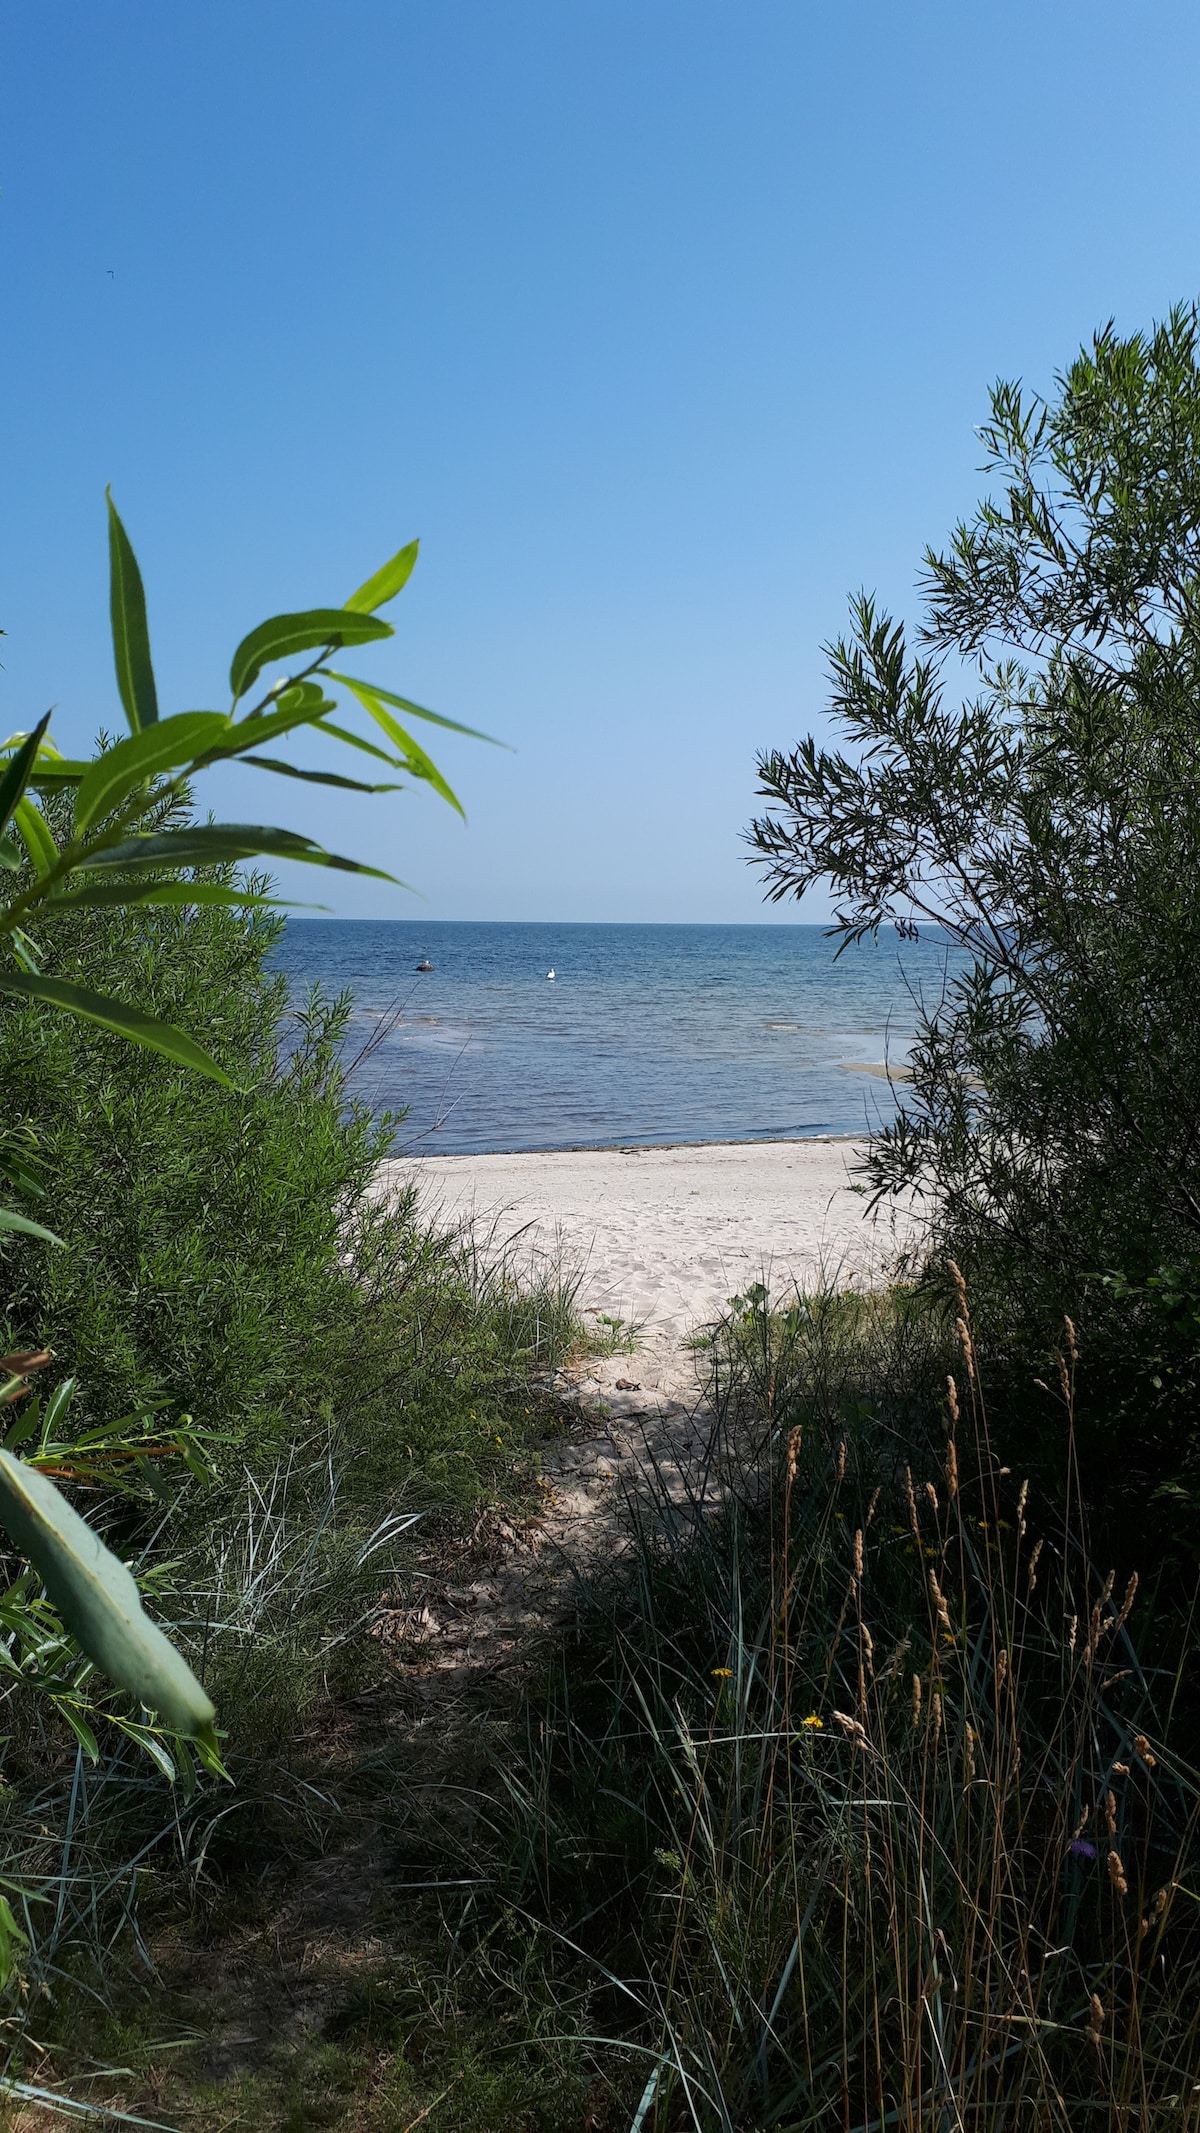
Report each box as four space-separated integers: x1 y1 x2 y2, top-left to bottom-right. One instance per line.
431 1275 1200 2131
0 858 590 2093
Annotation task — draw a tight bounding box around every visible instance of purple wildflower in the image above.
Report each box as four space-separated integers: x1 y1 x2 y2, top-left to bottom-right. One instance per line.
1069 1839 1098 1861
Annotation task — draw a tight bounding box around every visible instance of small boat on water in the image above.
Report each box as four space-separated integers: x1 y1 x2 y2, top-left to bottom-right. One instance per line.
416 958 434 972
547 968 556 980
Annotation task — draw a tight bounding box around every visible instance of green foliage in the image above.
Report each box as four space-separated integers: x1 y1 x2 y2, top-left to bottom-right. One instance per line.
748 303 1200 1518
0 1447 217 1750
0 837 388 1443
0 490 485 1756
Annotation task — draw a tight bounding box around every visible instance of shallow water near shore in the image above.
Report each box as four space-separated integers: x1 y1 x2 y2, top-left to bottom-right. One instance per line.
273 919 962 1154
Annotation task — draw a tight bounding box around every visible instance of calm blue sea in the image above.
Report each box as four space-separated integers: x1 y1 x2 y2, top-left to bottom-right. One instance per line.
271 920 959 1155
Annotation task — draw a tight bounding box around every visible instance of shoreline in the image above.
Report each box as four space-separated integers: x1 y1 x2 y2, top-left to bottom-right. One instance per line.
401 1128 869 1162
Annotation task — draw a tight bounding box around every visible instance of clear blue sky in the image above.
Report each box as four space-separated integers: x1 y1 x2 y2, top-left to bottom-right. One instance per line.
2 2 1198 922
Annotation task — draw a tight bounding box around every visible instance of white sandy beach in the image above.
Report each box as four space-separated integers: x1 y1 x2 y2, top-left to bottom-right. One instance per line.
379 1137 919 1378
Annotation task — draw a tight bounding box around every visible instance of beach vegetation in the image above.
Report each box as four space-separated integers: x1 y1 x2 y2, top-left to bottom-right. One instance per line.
84 1272 1193 2133
0 499 589 2097
749 303 1200 1541
363 1275 1200 2131
0 488 489 1771
8 319 1200 2131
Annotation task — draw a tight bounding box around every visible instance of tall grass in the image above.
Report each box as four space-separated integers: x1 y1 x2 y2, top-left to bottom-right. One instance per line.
446 1274 1200 2130
0 1204 588 2106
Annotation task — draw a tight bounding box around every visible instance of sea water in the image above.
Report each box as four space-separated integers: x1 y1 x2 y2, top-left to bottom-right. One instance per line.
271 919 962 1155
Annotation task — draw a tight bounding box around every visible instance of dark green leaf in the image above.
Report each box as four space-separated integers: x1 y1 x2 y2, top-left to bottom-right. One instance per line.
80 823 401 883
344 539 419 614
74 712 233 834
0 1450 217 1746
45 881 311 914
0 716 52 838
240 755 402 795
229 611 392 703
326 670 502 744
26 758 101 787
106 489 159 732
0 974 234 1084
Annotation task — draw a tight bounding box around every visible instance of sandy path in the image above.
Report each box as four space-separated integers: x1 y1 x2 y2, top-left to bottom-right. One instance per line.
373 1139 921 1685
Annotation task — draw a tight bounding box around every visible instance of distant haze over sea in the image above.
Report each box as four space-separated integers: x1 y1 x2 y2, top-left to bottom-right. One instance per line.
272 921 963 1156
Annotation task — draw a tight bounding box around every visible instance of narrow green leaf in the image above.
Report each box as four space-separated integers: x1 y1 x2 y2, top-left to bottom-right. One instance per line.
45 881 311 915
332 677 464 816
270 679 330 715
238 679 334 727
0 1207 63 1247
0 838 20 872
0 716 51 838
0 1895 29 1988
344 539 419 614
313 718 410 769
58 1700 102 1761
216 693 338 761
0 1449 217 1746
12 798 58 876
0 974 234 1085
326 670 503 744
74 712 232 834
229 610 392 703
113 1717 177 1780
25 759 93 787
240 755 402 795
9 929 41 975
81 823 401 883
106 489 158 732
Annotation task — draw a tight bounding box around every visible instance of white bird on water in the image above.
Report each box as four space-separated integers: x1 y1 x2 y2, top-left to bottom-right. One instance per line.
547 968 555 980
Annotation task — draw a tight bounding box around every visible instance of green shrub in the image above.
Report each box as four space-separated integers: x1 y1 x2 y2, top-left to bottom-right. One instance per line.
748 304 1200 1528
0 802 391 1451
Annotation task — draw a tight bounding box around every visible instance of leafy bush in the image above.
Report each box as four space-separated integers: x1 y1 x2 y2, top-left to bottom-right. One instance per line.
748 304 1200 1520
0 479 505 1758
0 805 390 1448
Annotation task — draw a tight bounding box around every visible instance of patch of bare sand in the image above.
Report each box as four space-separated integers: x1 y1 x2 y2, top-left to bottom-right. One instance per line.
380 1135 917 1394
